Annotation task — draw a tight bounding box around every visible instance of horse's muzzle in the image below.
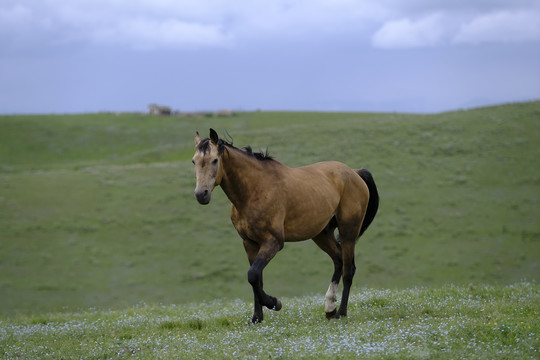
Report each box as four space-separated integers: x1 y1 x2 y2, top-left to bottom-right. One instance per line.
195 189 211 205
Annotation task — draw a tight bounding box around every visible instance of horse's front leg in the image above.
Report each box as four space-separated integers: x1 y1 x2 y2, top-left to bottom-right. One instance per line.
244 239 282 323
243 239 263 321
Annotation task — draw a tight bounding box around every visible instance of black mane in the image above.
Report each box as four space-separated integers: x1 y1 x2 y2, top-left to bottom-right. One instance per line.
197 137 274 162
243 145 274 161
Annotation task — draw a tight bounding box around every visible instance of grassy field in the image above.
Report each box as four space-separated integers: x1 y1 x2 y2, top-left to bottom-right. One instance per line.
0 101 539 318
1 283 538 359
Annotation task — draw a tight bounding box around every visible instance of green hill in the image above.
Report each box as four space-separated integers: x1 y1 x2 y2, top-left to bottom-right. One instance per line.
0 102 539 316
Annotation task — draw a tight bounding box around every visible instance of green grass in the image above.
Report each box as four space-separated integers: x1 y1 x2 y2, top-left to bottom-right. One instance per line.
0 102 539 317
1 283 538 359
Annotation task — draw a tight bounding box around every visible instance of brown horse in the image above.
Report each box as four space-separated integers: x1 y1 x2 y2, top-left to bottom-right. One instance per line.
192 129 379 323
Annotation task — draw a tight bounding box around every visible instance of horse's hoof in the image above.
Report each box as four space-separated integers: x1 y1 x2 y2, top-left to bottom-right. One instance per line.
325 309 338 320
251 314 263 323
273 299 282 311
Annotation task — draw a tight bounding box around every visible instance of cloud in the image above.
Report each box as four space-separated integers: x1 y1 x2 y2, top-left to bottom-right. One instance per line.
371 5 540 49
0 4 32 27
89 18 233 50
371 14 448 49
0 0 386 52
233 0 385 36
1 0 540 53
0 4 49 39
453 10 540 44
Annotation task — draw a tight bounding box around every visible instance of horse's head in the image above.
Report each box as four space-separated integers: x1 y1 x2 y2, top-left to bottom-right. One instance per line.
192 128 223 205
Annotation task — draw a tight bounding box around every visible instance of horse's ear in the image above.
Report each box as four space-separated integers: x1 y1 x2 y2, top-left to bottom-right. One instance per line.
209 128 219 145
194 131 201 145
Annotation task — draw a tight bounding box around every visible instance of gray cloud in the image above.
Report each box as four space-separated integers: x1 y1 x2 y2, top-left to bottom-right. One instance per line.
371 1 540 48
453 9 540 44
1 0 539 52
372 14 451 49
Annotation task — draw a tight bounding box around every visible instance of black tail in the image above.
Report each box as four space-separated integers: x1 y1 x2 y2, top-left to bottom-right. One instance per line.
357 169 379 237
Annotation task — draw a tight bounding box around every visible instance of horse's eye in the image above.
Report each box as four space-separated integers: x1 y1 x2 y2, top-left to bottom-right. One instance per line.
212 159 218 165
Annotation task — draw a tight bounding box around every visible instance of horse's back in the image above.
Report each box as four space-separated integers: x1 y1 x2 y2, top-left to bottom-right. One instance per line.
300 161 370 226
279 161 369 241
290 161 366 191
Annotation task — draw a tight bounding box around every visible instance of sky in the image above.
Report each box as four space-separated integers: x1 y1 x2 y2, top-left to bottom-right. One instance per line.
1 0 539 114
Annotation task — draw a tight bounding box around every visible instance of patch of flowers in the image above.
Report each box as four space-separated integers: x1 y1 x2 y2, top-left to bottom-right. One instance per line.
0 283 538 359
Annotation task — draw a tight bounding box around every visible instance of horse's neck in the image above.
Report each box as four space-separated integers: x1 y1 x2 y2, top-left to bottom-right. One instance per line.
220 148 268 208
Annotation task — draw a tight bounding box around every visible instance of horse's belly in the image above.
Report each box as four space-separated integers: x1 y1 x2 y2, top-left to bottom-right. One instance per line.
232 206 332 243
283 206 335 242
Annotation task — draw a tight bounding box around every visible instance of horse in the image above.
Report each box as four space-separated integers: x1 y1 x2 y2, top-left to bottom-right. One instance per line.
192 129 379 323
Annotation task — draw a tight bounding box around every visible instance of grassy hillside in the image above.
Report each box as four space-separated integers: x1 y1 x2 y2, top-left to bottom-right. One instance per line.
0 102 539 316
1 283 538 359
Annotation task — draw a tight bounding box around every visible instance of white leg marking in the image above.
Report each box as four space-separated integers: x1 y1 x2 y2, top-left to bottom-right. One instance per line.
325 282 338 313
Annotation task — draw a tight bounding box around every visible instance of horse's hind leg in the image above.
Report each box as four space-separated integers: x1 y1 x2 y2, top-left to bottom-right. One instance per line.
337 238 356 317
334 182 368 318
313 220 343 319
